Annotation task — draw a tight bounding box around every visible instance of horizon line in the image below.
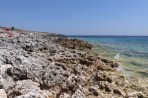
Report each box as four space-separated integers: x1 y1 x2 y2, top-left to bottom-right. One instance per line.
67 35 148 37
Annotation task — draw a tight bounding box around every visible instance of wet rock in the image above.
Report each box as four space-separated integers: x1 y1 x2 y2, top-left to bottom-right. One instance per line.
111 62 119 68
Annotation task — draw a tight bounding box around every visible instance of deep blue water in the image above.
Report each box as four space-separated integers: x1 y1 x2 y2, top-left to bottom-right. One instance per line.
69 36 148 79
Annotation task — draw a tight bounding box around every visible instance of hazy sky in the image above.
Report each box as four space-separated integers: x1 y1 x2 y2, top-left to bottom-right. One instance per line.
1 0 148 35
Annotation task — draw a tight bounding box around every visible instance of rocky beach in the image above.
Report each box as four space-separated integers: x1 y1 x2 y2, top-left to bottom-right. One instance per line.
0 27 147 98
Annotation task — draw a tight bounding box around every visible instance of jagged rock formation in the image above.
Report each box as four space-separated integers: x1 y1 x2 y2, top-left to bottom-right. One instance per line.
0 28 147 98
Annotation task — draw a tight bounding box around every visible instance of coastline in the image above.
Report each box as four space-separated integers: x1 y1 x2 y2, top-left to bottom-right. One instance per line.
0 28 147 98
70 35 148 87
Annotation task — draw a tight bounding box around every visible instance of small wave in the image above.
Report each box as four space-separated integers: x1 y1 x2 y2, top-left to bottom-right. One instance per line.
117 65 123 71
114 53 120 60
127 60 148 68
137 71 148 77
137 68 148 74
123 50 148 58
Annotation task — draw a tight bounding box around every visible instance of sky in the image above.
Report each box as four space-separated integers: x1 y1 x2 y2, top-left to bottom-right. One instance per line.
0 0 148 35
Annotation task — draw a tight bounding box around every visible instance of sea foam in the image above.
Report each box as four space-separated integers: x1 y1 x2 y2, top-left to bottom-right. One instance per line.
114 53 120 60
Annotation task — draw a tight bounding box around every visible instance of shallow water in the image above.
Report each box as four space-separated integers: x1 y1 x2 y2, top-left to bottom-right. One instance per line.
69 36 148 86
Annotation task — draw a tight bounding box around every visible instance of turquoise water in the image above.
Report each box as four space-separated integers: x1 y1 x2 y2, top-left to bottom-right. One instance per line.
69 36 148 82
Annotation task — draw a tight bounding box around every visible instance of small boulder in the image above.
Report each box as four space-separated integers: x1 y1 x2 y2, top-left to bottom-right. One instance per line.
0 89 7 98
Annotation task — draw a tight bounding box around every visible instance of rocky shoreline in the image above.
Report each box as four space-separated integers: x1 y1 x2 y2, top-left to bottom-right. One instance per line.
0 28 147 98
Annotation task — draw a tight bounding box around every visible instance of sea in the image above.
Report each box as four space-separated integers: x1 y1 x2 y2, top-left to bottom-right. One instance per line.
69 36 148 86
